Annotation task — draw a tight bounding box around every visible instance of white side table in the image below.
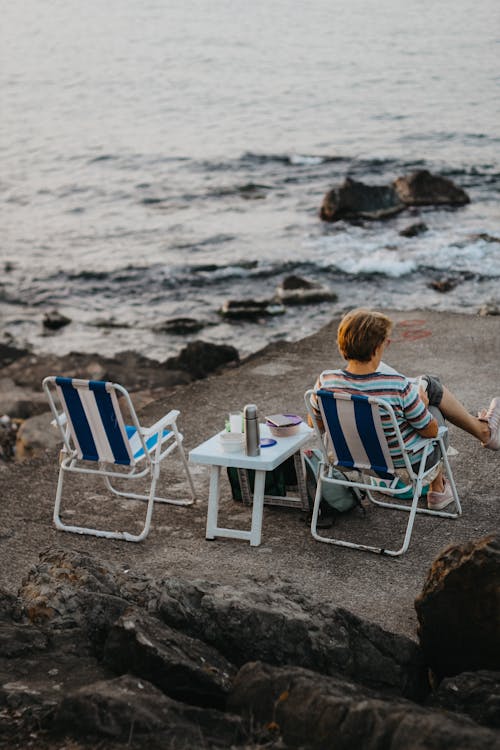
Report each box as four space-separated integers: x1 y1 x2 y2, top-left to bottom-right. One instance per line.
189 423 313 546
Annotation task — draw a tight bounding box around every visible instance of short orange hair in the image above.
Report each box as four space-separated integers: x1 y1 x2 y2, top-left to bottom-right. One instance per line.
337 309 393 362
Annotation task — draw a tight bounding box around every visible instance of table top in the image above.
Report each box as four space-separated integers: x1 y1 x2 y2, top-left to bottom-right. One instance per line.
189 423 314 471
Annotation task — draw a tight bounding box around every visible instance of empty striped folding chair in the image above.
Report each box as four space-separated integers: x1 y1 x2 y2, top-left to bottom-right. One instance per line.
43 376 196 542
304 388 461 556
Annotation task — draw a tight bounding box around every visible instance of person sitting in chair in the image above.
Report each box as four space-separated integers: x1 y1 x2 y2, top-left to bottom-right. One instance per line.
309 308 499 511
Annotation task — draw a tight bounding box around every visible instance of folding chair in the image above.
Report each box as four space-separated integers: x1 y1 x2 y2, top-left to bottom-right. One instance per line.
304 388 461 556
43 376 196 542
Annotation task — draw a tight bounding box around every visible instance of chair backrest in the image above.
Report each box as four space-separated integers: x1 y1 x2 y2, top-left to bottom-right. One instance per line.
307 389 404 480
46 377 137 466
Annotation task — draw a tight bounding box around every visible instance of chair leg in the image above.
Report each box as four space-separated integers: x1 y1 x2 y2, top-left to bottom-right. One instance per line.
53 465 151 542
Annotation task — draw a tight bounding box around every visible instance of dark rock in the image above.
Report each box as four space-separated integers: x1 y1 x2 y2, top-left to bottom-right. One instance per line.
52 673 244 745
0 343 30 367
399 221 428 238
471 233 500 244
228 661 500 750
220 298 286 319
277 276 337 306
102 608 235 709
42 310 71 331
154 316 208 335
165 340 239 379
394 170 470 206
428 670 500 729
320 177 405 222
429 278 459 293
415 533 500 681
158 577 427 700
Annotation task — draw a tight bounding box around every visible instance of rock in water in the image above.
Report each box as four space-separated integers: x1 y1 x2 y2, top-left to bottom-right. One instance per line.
320 177 405 222
393 170 470 206
42 310 71 330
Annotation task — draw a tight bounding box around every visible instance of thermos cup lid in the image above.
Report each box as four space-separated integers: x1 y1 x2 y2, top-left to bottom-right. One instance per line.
243 404 257 419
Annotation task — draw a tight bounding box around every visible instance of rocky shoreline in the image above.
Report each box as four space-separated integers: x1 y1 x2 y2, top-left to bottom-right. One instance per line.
1 309 499 748
1 539 499 750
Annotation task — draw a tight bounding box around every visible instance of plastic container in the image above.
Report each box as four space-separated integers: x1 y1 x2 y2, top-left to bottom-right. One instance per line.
266 414 302 437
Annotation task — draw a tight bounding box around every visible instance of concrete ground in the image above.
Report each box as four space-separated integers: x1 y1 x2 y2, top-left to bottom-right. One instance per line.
1 310 499 640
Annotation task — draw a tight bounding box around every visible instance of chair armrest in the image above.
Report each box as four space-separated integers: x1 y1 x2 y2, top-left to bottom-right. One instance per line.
406 424 448 454
140 410 180 436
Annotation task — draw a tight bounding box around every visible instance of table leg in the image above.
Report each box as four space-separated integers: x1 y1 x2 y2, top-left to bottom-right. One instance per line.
249 470 266 546
205 465 221 540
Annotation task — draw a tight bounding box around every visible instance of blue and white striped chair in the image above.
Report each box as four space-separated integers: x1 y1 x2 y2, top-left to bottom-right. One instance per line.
43 376 196 542
304 388 461 556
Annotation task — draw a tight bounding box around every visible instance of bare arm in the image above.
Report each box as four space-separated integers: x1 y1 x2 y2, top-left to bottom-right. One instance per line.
415 416 438 438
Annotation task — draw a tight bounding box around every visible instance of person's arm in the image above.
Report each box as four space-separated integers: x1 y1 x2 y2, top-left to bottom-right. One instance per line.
415 416 438 438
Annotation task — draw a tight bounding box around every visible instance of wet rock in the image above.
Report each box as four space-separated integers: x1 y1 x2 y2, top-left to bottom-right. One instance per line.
42 310 72 331
478 303 500 316
276 276 337 306
102 608 235 708
228 661 500 750
429 277 459 293
52 674 244 745
471 232 500 244
394 170 470 206
320 177 405 222
154 316 208 335
415 533 500 681
158 577 427 700
220 298 286 319
165 340 239 379
399 221 428 237
15 411 61 459
428 670 500 729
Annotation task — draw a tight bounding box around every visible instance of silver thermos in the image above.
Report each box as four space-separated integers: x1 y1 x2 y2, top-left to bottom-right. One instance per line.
244 404 260 456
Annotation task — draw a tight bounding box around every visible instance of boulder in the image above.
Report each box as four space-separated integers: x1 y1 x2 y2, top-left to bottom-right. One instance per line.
157 577 427 700
0 343 30 367
276 276 337 306
228 661 500 750
320 177 405 222
52 674 244 745
415 534 500 680
15 412 61 459
165 340 239 379
0 377 48 419
393 170 470 206
42 310 71 331
102 608 236 709
428 670 500 729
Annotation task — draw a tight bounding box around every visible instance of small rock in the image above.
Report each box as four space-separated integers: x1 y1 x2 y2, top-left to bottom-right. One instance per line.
276 276 337 306
220 299 285 319
43 310 71 331
429 278 459 293
478 303 500 316
153 317 207 335
320 177 405 222
427 670 500 729
399 222 428 238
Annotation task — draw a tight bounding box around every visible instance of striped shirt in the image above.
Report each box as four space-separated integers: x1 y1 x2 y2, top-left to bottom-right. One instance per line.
311 368 433 467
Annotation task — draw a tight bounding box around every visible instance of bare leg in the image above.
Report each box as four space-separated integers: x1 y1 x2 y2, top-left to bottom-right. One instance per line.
438 387 490 443
429 386 491 493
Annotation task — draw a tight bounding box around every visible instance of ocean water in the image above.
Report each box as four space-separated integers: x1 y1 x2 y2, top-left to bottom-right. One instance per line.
1 0 499 361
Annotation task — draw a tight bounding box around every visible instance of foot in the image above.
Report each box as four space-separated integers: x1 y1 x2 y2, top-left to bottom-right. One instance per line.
427 478 455 511
478 397 500 450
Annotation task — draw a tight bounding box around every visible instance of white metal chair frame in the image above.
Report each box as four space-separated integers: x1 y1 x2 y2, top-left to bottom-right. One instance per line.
304 388 461 556
43 376 196 542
